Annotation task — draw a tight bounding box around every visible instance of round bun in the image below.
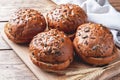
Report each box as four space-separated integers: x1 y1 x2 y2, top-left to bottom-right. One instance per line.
29 29 73 71
46 4 87 39
73 23 118 66
4 8 46 43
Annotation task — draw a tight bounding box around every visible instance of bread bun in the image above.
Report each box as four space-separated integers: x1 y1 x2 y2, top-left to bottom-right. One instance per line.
46 4 87 40
4 8 46 43
29 29 73 71
73 23 118 66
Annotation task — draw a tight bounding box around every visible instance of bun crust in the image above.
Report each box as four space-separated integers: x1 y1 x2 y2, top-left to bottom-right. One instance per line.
46 4 87 37
29 29 73 71
73 23 118 65
4 8 46 43
30 53 72 71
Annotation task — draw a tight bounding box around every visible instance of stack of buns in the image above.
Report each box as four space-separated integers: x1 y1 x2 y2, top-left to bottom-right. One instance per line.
4 4 118 71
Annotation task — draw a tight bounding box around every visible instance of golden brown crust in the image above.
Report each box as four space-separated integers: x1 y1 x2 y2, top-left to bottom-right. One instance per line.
30 52 73 71
4 8 46 43
79 47 118 66
46 4 87 35
4 23 30 43
73 23 117 65
29 29 73 70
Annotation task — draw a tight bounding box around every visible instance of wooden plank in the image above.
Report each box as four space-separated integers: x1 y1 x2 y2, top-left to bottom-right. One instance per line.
0 0 56 21
109 0 120 3
0 50 22 64
110 3 120 7
0 22 6 32
109 0 120 12
0 64 37 80
0 0 55 7
0 34 11 49
0 6 56 21
0 50 37 80
0 22 11 49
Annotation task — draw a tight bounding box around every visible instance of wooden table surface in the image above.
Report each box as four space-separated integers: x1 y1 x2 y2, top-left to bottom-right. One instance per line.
0 0 120 80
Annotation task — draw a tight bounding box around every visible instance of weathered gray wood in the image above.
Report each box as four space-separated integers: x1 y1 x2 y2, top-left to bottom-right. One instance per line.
0 50 38 80
0 22 6 33
0 50 21 64
0 34 11 49
0 0 56 21
0 22 11 49
0 64 37 80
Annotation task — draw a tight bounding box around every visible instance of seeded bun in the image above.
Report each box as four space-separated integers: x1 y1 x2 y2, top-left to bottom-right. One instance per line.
4 8 46 43
29 29 73 71
46 4 87 40
73 23 118 66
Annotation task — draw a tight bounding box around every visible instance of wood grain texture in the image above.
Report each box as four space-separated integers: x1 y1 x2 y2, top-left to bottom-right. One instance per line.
109 0 120 11
0 50 38 80
0 0 56 21
0 0 120 80
0 23 11 49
